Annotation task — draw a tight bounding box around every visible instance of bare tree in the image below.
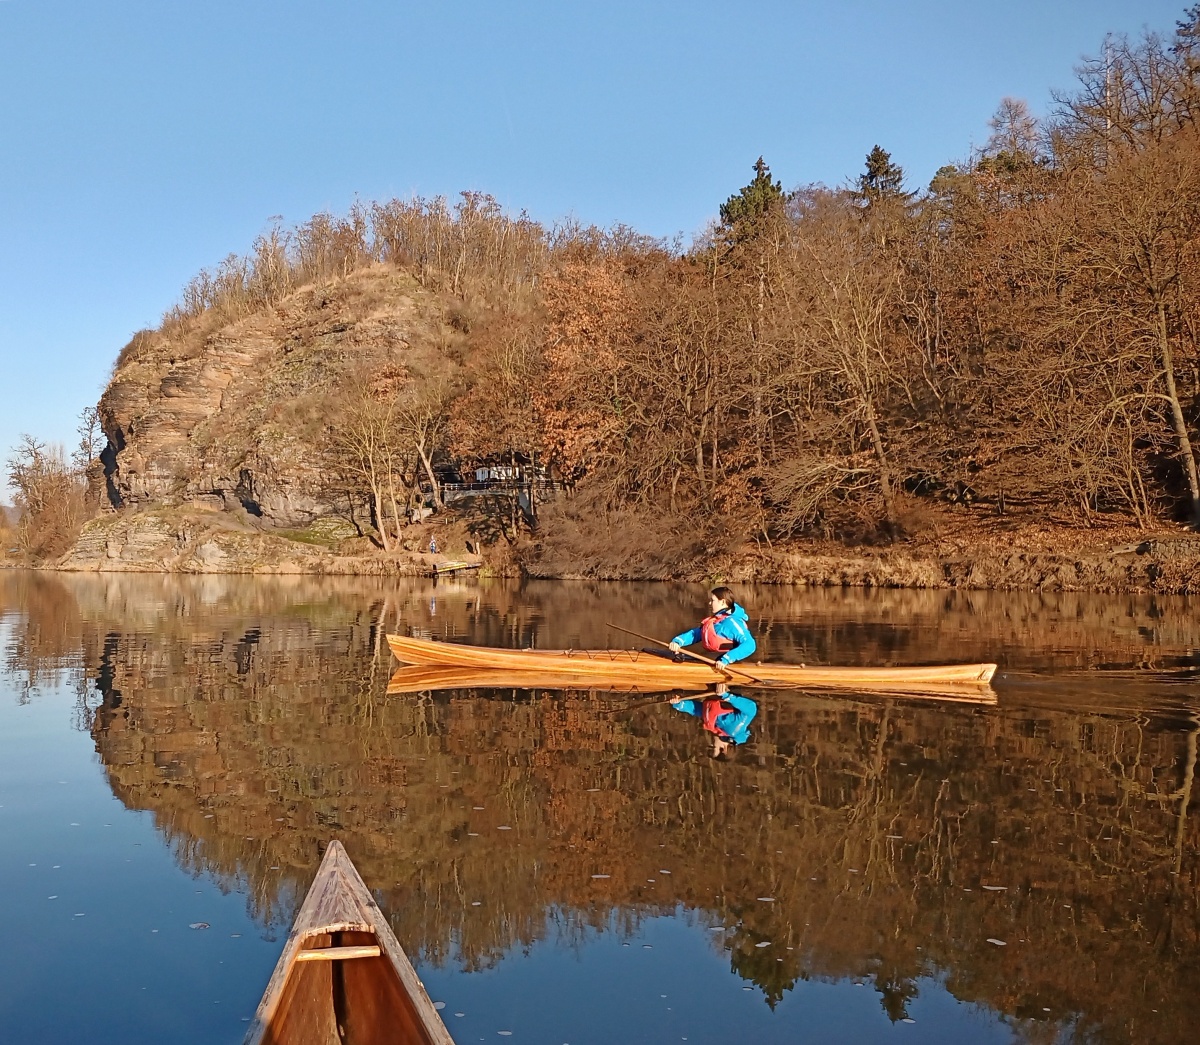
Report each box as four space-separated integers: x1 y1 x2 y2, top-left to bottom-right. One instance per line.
775 190 908 532
1003 135 1200 525
326 389 407 551
73 406 104 471
6 437 88 559
1052 28 1197 163
985 97 1042 162
395 372 456 511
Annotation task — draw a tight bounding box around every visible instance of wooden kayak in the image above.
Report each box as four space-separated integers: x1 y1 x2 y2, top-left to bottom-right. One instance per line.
244 840 454 1045
385 665 998 705
386 633 998 692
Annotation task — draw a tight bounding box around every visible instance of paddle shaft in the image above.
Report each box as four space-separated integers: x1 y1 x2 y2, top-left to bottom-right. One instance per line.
597 695 680 717
605 622 765 685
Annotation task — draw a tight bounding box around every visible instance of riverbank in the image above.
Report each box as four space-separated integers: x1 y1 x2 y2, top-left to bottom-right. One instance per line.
723 530 1200 594
32 506 1200 594
50 507 491 577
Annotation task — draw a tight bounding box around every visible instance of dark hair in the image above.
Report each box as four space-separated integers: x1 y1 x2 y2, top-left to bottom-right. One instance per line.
710 586 736 610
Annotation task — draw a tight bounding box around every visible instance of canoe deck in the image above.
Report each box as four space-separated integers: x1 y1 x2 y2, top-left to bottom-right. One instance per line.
386 633 998 693
244 840 454 1045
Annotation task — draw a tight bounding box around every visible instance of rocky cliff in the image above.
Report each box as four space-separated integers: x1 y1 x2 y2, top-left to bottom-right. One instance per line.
97 264 433 528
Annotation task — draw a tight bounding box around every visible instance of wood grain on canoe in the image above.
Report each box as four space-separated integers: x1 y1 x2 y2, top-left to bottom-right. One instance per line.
243 840 455 1045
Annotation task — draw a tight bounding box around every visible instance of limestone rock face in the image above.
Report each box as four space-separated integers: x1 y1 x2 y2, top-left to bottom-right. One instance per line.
97 265 428 529
61 509 320 572
57 508 436 575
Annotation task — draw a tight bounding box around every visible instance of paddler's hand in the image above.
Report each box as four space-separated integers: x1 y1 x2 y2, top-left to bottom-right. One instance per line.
669 696 686 706
668 641 681 653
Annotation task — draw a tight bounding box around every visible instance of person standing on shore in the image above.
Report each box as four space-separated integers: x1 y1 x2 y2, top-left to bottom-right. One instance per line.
667 586 756 669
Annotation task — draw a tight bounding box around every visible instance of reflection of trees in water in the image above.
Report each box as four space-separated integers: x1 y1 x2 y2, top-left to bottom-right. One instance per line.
91 684 1198 1042
0 571 89 706
877 973 918 1022
6 570 1200 678
2 571 1198 1043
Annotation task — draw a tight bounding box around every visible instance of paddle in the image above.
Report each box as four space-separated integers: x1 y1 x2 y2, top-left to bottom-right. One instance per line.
605 622 774 686
596 694 682 717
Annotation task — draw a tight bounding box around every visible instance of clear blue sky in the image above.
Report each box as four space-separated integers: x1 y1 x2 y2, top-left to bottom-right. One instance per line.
0 0 1186 500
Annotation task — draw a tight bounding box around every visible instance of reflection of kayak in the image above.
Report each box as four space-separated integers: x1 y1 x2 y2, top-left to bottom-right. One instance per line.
243 840 454 1045
386 633 998 693
385 665 998 704
387 665 711 695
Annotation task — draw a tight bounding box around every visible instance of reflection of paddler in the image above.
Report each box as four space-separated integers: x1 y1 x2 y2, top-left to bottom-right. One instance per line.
670 682 758 760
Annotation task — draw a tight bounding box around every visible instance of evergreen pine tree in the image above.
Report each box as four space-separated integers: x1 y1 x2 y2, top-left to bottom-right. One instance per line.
1173 5 1200 116
719 157 785 235
1175 3 1200 53
854 145 909 205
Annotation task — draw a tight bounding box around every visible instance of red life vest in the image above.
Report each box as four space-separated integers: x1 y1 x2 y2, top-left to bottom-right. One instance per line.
702 698 735 739
699 611 735 653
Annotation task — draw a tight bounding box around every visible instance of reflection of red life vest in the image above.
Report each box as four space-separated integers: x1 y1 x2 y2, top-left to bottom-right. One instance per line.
702 699 735 739
699 612 735 653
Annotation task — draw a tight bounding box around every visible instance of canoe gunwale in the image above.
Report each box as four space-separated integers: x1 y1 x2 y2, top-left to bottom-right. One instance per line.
242 840 455 1045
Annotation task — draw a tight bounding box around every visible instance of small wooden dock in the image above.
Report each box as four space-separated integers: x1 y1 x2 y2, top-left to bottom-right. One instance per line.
431 560 482 577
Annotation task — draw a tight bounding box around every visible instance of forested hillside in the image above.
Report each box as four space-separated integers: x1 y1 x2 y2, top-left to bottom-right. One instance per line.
9 9 1200 586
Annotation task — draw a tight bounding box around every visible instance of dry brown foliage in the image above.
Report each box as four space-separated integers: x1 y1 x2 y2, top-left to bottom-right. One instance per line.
6 437 89 560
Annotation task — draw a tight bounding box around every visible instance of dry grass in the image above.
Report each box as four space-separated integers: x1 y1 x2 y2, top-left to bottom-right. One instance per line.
520 486 745 580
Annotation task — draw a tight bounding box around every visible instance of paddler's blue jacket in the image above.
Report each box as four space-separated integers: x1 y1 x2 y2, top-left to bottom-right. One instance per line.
671 693 758 745
670 603 757 666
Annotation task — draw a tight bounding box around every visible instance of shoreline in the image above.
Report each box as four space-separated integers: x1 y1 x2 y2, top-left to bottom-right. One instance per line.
11 507 1197 594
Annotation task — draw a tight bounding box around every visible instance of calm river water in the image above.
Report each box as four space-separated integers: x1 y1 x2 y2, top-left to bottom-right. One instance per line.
0 571 1197 1044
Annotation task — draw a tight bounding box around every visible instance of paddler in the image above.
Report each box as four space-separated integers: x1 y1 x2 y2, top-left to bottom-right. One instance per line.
670 683 758 760
667 586 757 670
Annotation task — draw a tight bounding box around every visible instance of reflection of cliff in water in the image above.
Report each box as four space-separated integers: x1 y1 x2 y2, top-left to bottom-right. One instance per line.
3 570 1198 1043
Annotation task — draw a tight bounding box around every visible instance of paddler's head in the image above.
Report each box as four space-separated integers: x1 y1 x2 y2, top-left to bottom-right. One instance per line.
709 586 736 615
